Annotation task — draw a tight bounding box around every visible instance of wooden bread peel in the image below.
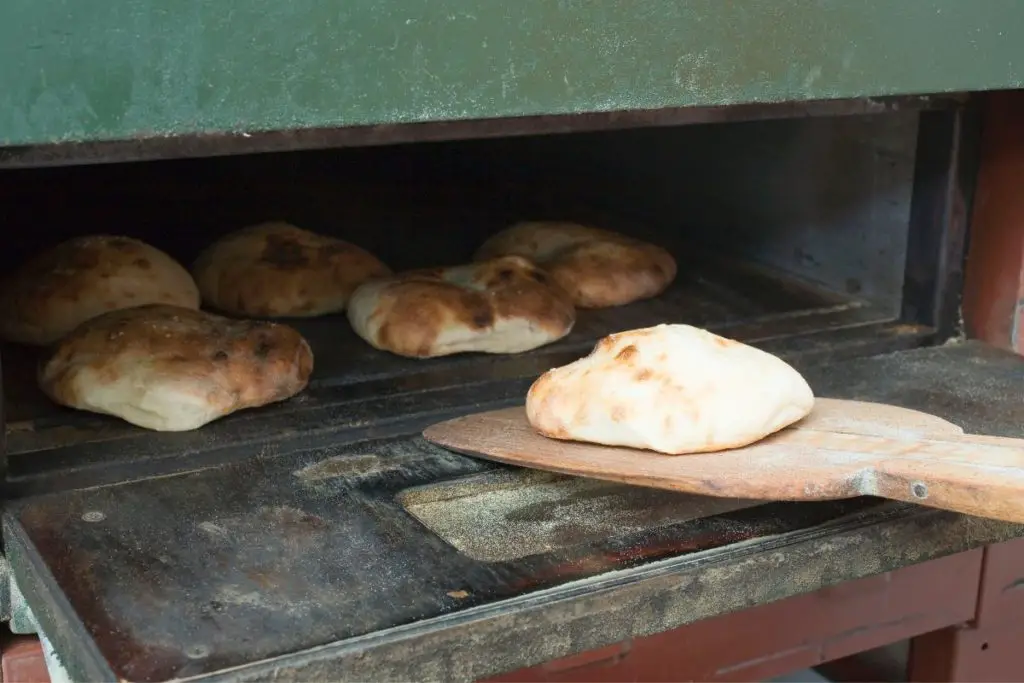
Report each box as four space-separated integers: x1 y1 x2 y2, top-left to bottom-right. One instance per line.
423 398 1024 524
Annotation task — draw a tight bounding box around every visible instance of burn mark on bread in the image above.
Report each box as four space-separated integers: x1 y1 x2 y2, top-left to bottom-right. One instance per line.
494 268 516 284
254 339 273 359
636 369 653 381
467 300 496 329
212 350 229 362
261 235 310 269
615 345 638 362
134 258 152 269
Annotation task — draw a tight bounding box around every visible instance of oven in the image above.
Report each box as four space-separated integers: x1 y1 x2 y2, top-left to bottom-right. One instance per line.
2 3 1024 682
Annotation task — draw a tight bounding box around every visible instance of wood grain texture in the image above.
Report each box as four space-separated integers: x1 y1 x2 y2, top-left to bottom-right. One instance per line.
424 398 1024 523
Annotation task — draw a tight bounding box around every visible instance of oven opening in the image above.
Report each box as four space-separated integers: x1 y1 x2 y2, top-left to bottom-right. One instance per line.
0 104 964 491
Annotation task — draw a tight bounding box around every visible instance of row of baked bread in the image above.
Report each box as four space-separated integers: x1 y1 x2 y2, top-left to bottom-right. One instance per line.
0 220 676 352
0 220 676 432
186 219 677 358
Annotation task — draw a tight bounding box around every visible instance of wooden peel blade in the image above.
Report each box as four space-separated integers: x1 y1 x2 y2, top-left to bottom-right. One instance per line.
423 399 1024 524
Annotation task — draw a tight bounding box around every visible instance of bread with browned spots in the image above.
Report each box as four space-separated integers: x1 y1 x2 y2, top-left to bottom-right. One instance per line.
346 256 576 358
474 222 677 308
526 324 814 454
193 222 391 318
0 235 200 346
39 304 314 431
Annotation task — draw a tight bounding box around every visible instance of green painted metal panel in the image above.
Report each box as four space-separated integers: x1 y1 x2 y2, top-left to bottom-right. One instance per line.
2 0 1023 146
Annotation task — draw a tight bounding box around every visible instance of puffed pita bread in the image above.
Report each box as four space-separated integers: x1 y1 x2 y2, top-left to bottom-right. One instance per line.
526 324 814 454
474 221 677 308
193 222 391 318
347 256 575 358
39 304 314 431
0 235 200 346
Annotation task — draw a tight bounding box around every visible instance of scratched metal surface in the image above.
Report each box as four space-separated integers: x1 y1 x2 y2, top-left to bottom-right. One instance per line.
2 0 1024 147
5 341 1024 682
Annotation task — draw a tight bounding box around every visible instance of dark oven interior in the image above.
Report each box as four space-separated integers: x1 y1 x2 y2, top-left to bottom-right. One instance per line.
0 102 967 496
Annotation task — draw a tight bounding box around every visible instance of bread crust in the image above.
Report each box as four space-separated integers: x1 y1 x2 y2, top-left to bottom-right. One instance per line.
0 235 200 346
193 222 391 318
39 304 314 431
474 222 677 308
526 324 814 454
347 256 576 358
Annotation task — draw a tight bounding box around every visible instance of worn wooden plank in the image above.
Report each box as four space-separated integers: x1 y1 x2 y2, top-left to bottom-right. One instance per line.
425 399 1024 523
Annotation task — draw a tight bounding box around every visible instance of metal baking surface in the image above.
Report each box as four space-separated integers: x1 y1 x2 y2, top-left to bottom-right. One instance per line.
6 341 1024 682
1 319 925 499
0 244 881 493
399 470 763 562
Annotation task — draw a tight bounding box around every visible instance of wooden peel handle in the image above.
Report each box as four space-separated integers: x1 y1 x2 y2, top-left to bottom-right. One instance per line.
864 434 1024 523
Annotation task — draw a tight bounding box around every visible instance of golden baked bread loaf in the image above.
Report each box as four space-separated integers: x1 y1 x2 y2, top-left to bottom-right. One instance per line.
526 324 814 454
347 256 576 358
474 221 677 308
39 304 314 431
0 235 200 346
193 222 391 317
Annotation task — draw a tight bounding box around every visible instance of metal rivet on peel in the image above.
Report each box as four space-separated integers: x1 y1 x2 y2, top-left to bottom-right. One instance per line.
185 644 210 660
911 482 928 499
81 511 105 522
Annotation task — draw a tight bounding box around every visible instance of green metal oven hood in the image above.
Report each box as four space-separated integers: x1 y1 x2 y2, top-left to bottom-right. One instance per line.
2 0 1023 147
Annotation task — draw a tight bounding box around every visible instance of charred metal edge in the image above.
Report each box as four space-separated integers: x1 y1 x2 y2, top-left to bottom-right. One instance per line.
1 320 935 499
0 95 963 170
36 505 1013 683
901 98 982 340
2 515 117 682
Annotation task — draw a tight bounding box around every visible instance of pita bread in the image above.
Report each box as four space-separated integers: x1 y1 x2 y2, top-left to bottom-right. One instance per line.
193 222 391 317
347 256 576 358
474 221 677 308
526 324 814 455
39 304 314 431
0 235 200 346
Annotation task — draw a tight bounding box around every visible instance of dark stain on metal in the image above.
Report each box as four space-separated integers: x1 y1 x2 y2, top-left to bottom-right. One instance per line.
294 454 405 482
401 471 764 562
